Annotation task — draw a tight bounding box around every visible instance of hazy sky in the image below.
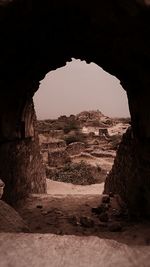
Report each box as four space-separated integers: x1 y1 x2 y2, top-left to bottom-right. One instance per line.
34 59 130 119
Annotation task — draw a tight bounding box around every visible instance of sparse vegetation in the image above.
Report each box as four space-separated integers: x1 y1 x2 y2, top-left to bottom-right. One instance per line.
37 110 130 186
64 132 85 145
63 119 79 134
46 161 103 185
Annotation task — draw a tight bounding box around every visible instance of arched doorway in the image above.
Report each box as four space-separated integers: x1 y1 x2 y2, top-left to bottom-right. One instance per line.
0 1 150 217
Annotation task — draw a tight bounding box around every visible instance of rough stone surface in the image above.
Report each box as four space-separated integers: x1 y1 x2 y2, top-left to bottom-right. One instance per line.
0 98 47 204
1 138 46 205
104 128 136 211
39 134 66 151
104 127 150 217
0 200 29 232
0 233 150 267
0 179 4 199
39 136 67 164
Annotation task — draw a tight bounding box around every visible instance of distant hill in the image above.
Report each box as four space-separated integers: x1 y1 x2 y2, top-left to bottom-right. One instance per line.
76 110 113 127
36 110 130 132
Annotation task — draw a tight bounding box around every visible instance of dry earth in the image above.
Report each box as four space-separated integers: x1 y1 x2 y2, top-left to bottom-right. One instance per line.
38 111 129 185
16 180 150 247
1 179 150 267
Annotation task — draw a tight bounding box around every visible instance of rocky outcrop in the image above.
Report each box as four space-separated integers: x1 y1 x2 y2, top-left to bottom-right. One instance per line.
1 138 46 205
104 127 150 218
0 96 47 204
0 200 29 232
76 111 113 127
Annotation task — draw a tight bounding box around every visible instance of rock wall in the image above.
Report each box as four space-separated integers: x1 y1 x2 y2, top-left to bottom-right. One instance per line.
40 139 66 151
0 98 46 205
1 137 46 205
0 200 29 232
104 127 150 218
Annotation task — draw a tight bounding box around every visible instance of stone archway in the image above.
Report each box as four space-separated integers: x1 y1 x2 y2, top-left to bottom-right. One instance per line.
0 0 150 216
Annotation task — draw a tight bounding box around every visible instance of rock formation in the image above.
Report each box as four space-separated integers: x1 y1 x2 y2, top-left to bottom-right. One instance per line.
0 200 29 232
105 127 150 218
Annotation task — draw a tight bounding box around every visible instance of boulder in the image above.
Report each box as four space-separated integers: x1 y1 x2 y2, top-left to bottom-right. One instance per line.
0 200 29 232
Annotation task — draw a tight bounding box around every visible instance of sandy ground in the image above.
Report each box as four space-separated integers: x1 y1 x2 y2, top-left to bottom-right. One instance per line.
3 179 150 267
46 179 104 195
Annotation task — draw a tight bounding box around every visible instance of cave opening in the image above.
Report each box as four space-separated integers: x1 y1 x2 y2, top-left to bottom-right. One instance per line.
33 58 130 190
7 58 130 235
1 1 150 264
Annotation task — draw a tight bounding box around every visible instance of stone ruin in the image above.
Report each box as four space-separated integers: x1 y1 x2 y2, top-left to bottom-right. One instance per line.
66 142 86 156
